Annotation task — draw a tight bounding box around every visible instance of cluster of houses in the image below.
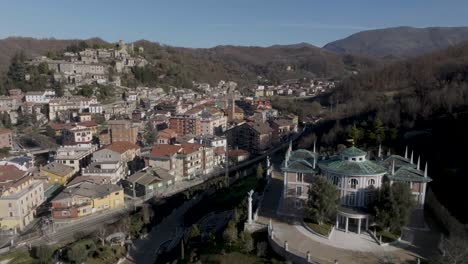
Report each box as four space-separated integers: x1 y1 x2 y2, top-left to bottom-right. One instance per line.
30 40 147 86
0 41 306 234
253 79 335 98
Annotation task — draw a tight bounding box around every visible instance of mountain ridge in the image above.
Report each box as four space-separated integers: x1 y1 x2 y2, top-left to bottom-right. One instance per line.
323 26 468 59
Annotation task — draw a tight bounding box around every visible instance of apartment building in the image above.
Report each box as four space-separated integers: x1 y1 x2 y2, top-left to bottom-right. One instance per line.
0 165 44 231
169 116 201 136
226 121 273 154
62 124 93 146
146 143 214 181
107 120 139 144
54 145 95 174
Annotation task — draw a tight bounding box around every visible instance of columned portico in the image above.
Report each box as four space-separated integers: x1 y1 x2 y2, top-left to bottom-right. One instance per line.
336 206 370 234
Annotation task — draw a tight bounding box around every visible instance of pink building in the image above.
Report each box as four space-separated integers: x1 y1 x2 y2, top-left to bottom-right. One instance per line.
0 129 12 149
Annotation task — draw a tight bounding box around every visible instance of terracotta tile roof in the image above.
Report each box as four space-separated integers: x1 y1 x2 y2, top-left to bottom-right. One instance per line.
158 128 177 139
104 141 140 154
48 121 97 131
227 149 250 157
150 144 182 157
0 128 12 135
214 146 225 155
0 165 27 182
78 121 97 127
180 143 203 154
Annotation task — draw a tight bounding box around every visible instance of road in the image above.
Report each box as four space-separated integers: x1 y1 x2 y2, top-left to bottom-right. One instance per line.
18 205 133 247
126 194 205 264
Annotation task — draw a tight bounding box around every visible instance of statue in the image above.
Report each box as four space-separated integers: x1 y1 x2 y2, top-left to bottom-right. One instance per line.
247 189 254 224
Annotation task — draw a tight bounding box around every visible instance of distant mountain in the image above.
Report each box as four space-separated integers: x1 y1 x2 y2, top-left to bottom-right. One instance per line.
323 26 468 59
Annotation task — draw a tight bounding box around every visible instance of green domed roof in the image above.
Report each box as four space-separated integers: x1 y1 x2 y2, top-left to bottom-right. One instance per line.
318 157 387 176
341 146 367 157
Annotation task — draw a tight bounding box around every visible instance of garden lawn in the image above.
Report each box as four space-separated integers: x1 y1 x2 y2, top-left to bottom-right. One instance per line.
376 229 401 243
0 250 34 264
304 220 332 237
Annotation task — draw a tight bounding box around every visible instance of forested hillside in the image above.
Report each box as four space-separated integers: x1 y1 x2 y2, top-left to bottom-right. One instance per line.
0 37 380 91
324 26 468 59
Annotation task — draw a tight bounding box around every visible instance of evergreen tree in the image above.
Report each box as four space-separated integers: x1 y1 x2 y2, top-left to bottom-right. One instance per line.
256 163 264 179
347 124 362 144
35 244 54 264
37 62 49 75
143 123 157 146
372 182 414 232
371 118 386 144
188 224 201 241
53 82 65 97
222 220 238 248
240 231 254 253
67 243 87 264
7 52 27 83
306 176 339 225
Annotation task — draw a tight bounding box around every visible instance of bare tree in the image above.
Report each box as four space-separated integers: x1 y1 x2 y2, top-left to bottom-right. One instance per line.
96 226 108 246
435 236 468 264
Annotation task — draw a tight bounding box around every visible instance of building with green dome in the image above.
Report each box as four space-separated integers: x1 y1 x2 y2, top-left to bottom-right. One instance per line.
282 143 431 234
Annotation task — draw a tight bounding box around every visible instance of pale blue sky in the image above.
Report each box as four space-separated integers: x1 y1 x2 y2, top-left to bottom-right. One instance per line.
1 0 467 47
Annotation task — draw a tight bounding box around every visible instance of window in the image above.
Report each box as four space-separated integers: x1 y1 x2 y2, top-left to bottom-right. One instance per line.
296 186 303 196
296 173 303 182
368 179 375 186
333 176 340 186
294 200 303 208
365 192 374 206
348 192 356 206
9 212 13 217
8 203 11 208
352 158 356 161
350 179 358 189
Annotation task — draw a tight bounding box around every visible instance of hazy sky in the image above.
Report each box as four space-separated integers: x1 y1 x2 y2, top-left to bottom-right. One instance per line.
1 0 468 47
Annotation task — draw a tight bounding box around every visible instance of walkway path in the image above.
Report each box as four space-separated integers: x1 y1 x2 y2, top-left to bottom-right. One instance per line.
257 168 439 264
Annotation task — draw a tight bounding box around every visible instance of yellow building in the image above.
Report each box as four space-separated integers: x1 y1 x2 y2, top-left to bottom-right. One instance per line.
0 165 45 231
51 181 124 219
40 162 75 185
234 106 245 120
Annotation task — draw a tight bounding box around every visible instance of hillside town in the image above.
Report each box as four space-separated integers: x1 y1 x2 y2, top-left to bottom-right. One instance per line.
0 1 466 262
0 40 304 239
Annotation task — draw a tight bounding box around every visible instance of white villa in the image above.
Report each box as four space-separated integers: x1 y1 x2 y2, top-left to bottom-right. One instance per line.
282 143 432 234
